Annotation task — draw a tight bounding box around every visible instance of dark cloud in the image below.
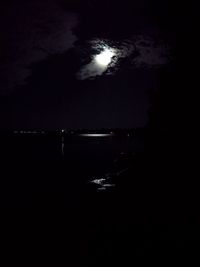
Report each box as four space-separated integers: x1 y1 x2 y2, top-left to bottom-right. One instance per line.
0 0 78 94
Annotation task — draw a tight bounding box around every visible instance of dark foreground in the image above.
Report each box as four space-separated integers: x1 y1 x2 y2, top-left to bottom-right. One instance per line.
0 129 198 265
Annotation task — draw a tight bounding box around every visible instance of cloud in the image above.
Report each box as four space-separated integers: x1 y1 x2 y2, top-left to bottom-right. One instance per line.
77 46 117 80
76 36 171 80
0 0 79 95
133 35 171 67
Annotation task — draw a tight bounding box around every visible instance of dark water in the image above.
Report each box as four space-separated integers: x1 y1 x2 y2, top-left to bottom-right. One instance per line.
0 132 144 203
0 132 144 264
0 131 199 265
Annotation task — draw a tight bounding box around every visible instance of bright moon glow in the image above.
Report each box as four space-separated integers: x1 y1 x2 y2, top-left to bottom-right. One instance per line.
95 48 115 66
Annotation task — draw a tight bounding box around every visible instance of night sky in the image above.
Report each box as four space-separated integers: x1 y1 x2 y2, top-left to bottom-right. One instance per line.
0 1 198 264
0 0 193 129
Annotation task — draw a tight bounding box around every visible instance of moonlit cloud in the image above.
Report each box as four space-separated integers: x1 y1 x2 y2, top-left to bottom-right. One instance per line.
76 36 171 80
77 46 117 80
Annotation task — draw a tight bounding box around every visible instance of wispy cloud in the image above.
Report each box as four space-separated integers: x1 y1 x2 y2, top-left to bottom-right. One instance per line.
0 0 78 94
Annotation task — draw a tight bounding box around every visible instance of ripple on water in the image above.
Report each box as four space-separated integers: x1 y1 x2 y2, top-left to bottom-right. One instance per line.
90 176 116 192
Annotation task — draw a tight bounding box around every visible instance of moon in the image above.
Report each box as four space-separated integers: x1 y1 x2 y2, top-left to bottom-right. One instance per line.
95 48 115 66
77 45 117 80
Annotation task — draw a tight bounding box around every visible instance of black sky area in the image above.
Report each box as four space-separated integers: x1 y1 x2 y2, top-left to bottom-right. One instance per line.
0 0 197 130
